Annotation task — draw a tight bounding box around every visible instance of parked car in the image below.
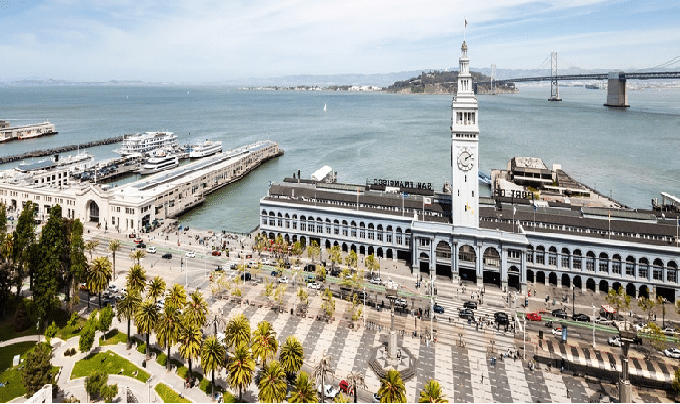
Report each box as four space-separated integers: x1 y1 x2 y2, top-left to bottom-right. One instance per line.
317 384 338 399
271 270 281 277
608 335 623 347
79 283 88 290
307 282 321 290
339 380 354 396
305 264 316 272
494 312 509 325
146 246 156 254
663 327 678 336
526 312 542 321
395 298 408 309
185 251 196 258
136 242 146 249
211 250 221 256
240 272 252 282
330 267 341 277
369 278 383 285
663 348 680 359
551 327 563 336
108 284 119 293
594 316 612 324
463 301 477 309
572 313 590 322
372 393 381 403
459 308 474 319
162 253 172 259
214 265 224 272
433 304 445 314
278 276 288 284
552 309 568 319
133 238 143 243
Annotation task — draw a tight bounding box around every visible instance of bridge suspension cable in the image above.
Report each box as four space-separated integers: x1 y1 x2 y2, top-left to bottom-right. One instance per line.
638 55 680 71
534 55 550 71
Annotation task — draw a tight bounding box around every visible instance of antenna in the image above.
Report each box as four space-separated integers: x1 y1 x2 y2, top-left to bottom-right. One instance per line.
464 18 467 41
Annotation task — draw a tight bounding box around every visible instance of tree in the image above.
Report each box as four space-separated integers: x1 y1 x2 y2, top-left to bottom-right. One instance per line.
156 304 181 370
79 316 97 353
673 367 680 393
346 371 367 404
606 286 631 327
313 351 334 403
328 245 342 272
201 335 226 400
225 313 251 350
129 249 146 265
227 342 255 401
21 342 54 397
44 321 58 342
365 254 380 279
279 335 304 379
88 256 112 308
644 321 667 351
166 283 187 310
289 371 318 403
637 297 658 323
126 264 147 295
322 287 336 318
68 220 88 312
34 205 65 323
251 320 278 365
98 305 114 337
84 239 100 261
177 322 202 381
85 370 117 403
378 369 406 403
419 379 448 403
184 290 208 329
307 240 320 264
12 201 37 296
135 299 159 358
344 250 358 270
258 360 287 403
117 290 141 349
147 275 166 303
291 241 303 264
334 393 350 403
107 239 122 281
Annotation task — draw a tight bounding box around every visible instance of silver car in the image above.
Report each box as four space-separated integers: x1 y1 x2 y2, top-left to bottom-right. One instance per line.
663 348 680 359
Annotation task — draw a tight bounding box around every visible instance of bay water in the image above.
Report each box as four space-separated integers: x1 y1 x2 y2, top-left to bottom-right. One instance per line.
1 84 678 232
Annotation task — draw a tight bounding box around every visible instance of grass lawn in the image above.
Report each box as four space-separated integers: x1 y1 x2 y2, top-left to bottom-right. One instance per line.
0 317 39 343
71 351 149 383
0 341 38 402
99 330 127 346
155 382 191 403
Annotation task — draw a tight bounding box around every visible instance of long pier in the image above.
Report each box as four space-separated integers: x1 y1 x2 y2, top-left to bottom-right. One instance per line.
0 135 124 164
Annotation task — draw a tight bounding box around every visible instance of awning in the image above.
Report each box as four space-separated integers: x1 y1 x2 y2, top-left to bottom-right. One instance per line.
601 304 616 314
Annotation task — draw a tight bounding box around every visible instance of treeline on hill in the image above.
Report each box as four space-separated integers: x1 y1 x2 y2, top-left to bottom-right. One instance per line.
385 70 514 94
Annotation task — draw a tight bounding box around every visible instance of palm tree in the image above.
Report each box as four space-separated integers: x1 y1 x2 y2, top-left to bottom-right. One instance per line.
225 313 251 350
227 342 255 401
418 379 448 403
251 320 278 365
201 335 226 400
313 351 335 403
135 298 159 358
107 239 121 280
129 249 146 265
184 290 208 329
346 371 367 404
84 239 100 261
117 290 141 349
257 359 287 403
378 369 406 403
147 275 166 303
166 283 187 310
279 335 304 379
177 321 202 381
289 371 318 403
126 264 147 295
156 304 181 371
87 256 112 308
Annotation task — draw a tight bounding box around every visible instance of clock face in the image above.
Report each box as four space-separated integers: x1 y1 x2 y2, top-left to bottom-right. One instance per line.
457 149 474 171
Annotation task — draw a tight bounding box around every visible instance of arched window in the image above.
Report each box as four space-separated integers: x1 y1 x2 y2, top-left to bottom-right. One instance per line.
535 246 545 265
625 256 635 277
526 245 534 264
548 247 557 266
377 224 384 241
599 252 609 272
359 222 366 238
667 261 678 283
561 247 570 267
350 221 357 238
342 220 348 237
586 251 596 271
572 249 582 270
325 218 331 234
612 254 622 275
638 257 649 279
459 245 476 263
653 258 664 281
385 225 393 243
396 227 403 245
483 247 500 267
368 223 375 240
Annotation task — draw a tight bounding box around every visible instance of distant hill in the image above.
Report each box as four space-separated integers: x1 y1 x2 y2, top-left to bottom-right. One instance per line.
384 70 516 94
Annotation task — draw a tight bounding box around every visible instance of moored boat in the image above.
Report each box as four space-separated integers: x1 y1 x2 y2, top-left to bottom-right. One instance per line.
188 140 222 158
114 131 178 156
138 149 179 175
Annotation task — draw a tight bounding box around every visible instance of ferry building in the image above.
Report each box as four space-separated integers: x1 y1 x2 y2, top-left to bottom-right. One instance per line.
260 42 680 303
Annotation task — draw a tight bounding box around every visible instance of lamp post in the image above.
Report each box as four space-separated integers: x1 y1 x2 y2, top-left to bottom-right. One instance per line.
430 273 434 341
592 304 596 348
572 284 575 316
523 317 526 360
363 286 366 328
147 375 154 403
293 272 297 316
661 297 667 328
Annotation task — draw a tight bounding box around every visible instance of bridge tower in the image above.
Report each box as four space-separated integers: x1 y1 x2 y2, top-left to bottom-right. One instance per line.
549 51 562 101
604 71 630 107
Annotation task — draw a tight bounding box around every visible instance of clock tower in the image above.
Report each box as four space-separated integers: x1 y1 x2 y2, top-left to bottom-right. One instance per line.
451 41 479 228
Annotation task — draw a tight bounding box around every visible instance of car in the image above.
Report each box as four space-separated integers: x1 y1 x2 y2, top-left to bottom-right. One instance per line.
459 308 474 319
494 312 509 325
103 290 113 299
330 267 341 277
101 298 113 307
146 246 156 254
572 313 590 322
304 264 316 272
136 242 146 249
663 327 678 336
663 348 680 359
271 270 282 277
608 335 623 347
162 252 172 259
594 316 612 325
395 298 408 309
373 393 381 403
108 284 118 293
339 380 354 395
211 250 221 256
307 282 321 290
79 283 88 290
214 265 224 272
278 276 288 283
185 251 196 258
433 304 445 314
526 312 542 321
551 327 563 336
133 238 143 244
369 278 383 285
552 309 568 319
240 272 252 282
317 384 338 399
463 301 477 309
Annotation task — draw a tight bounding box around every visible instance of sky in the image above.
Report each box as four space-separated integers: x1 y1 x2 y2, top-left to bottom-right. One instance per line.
0 0 678 82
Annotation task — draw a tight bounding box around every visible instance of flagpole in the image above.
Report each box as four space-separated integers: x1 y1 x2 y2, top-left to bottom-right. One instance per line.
608 211 611 240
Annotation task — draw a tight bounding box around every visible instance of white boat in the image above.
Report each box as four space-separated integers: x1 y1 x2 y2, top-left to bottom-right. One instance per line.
114 131 178 156
0 120 57 142
16 150 95 173
138 149 179 175
188 140 222 158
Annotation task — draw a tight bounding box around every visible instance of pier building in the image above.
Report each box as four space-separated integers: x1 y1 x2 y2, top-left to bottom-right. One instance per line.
259 42 680 303
0 140 280 232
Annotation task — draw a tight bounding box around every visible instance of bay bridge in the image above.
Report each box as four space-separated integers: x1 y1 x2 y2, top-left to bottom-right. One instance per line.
476 52 680 107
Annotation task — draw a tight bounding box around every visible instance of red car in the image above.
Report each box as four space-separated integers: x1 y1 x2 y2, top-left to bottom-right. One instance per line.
211 250 221 256
526 312 542 321
133 238 143 244
338 380 354 395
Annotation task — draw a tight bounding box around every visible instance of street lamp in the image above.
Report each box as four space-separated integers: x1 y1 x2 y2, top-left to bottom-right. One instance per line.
523 317 526 360
592 304 596 348
430 273 434 341
147 375 154 403
363 286 366 328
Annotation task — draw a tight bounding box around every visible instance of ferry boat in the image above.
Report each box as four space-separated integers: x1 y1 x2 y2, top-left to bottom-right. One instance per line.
114 131 178 156
15 150 95 173
188 140 222 158
0 120 57 142
138 149 179 175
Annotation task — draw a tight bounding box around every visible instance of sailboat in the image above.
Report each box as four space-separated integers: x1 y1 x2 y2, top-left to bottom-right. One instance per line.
324 103 327 112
